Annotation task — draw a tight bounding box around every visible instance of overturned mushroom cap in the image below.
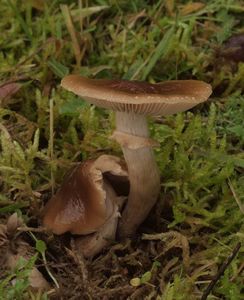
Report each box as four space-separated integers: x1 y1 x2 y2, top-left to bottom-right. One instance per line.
61 75 212 116
43 155 128 235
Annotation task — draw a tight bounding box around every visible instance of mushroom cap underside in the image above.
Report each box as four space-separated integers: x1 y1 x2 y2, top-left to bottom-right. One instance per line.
61 75 212 116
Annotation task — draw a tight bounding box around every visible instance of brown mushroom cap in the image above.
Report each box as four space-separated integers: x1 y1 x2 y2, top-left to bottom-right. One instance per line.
61 75 212 116
43 155 128 235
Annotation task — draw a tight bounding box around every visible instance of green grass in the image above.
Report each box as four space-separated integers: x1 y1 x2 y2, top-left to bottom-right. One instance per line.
0 0 243 299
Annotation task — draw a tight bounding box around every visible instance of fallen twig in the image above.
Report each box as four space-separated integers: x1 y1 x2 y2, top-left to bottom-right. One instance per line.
201 242 241 300
228 179 244 214
17 226 48 233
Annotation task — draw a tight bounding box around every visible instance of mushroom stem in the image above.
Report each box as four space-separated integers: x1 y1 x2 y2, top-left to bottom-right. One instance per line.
114 112 160 238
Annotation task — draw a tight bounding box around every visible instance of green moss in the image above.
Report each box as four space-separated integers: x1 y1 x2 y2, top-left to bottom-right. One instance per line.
0 0 243 298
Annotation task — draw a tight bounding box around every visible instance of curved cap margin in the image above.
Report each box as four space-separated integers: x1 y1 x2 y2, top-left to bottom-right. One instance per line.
61 75 212 116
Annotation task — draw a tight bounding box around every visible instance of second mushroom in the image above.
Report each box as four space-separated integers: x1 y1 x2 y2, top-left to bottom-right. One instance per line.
61 76 212 238
43 154 128 257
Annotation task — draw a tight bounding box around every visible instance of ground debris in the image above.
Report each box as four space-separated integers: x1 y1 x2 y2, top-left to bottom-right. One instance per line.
0 213 50 292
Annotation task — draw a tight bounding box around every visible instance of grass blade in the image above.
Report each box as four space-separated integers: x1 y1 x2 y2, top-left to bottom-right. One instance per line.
142 27 175 80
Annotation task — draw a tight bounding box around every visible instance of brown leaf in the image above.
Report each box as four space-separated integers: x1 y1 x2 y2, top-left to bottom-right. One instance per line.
0 82 21 101
29 0 45 11
1 215 50 291
6 239 50 291
165 0 175 16
221 34 244 63
29 267 51 291
180 2 205 16
6 251 50 291
6 213 23 235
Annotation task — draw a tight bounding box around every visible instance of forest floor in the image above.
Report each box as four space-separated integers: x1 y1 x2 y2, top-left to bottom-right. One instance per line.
0 0 243 299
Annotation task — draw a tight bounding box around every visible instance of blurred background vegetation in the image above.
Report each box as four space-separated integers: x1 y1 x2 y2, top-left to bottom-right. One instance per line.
0 0 243 299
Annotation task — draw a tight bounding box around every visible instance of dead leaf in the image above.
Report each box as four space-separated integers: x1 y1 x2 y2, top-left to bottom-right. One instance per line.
29 0 45 11
29 267 51 290
127 10 146 29
0 82 21 102
180 2 205 16
6 249 50 291
6 212 23 235
165 0 175 16
0 214 50 291
142 231 190 268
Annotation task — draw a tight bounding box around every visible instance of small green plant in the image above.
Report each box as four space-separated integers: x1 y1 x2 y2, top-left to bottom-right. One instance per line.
0 255 37 300
0 0 243 298
31 234 59 290
130 261 161 287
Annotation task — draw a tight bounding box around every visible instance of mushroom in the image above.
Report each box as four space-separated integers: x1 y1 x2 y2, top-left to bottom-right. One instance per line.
61 76 212 238
43 155 128 257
